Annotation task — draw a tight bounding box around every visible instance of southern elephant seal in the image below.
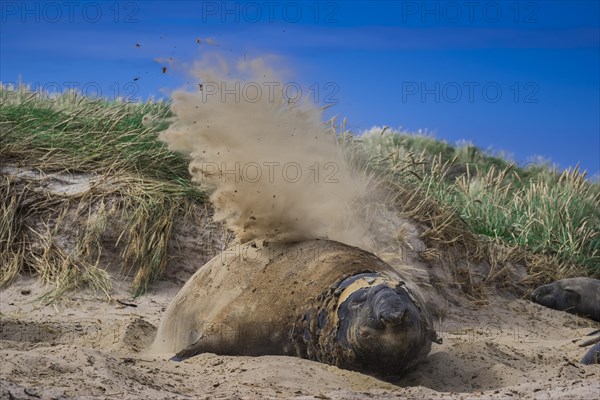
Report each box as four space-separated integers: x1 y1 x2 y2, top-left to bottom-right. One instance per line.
151 239 441 377
530 277 600 322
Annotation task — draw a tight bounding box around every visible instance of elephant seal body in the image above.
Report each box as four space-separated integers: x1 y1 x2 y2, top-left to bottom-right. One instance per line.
152 239 440 377
531 277 600 322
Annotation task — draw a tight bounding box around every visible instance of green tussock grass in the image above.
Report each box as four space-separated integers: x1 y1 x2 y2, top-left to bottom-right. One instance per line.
1 86 208 299
1 86 598 301
358 128 600 284
0 86 193 185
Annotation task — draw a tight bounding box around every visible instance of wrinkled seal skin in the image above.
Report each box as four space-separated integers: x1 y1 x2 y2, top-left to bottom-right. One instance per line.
330 273 440 374
530 277 600 322
152 239 440 377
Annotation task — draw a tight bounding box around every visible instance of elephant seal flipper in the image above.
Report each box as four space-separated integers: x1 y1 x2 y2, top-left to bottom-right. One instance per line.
579 330 600 348
171 336 224 361
581 342 600 365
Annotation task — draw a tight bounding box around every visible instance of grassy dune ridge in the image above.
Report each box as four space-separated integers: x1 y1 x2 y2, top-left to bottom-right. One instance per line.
359 130 600 279
1 86 598 299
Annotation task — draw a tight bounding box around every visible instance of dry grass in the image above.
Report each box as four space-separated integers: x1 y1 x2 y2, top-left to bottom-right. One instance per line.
0 169 208 300
0 174 111 300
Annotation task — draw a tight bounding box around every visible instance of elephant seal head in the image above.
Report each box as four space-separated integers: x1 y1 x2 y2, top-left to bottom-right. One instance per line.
335 273 441 376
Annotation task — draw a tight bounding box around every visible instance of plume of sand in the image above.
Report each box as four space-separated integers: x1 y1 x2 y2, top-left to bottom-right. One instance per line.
159 56 376 247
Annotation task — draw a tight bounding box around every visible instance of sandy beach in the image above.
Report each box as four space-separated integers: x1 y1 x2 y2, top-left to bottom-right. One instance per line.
2 256 598 399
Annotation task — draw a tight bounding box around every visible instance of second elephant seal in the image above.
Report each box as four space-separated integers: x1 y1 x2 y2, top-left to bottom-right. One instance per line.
531 277 600 322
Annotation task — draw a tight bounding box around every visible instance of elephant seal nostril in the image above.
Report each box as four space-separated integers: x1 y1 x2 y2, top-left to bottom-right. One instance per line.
379 310 406 327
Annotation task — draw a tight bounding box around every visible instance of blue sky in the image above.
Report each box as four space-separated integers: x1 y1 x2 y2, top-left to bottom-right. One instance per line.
1 0 599 175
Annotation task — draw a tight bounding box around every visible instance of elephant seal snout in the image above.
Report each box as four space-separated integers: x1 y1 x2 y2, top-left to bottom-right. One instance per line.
531 277 600 322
